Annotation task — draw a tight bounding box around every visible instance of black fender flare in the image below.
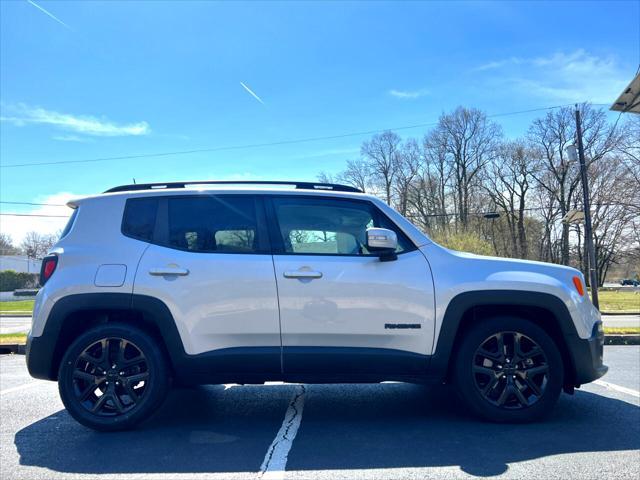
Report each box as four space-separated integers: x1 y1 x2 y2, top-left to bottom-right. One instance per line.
27 293 183 380
427 290 580 381
26 293 281 382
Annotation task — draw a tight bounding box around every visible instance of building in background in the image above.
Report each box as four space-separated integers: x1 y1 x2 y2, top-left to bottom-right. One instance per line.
0 255 42 274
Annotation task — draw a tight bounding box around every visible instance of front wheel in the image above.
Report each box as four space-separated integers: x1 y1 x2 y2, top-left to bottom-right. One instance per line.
453 317 563 422
58 323 169 431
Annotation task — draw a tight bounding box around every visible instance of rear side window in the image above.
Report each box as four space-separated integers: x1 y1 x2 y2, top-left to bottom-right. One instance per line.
59 208 78 239
167 196 260 253
122 198 159 242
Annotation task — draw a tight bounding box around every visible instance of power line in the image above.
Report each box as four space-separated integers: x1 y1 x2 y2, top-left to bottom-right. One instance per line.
0 103 592 170
0 213 70 218
0 201 67 207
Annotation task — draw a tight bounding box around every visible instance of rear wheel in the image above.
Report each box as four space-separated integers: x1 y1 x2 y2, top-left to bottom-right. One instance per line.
58 323 169 431
453 317 563 422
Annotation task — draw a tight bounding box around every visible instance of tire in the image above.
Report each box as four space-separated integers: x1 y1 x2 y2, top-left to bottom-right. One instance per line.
58 323 170 431
453 316 563 423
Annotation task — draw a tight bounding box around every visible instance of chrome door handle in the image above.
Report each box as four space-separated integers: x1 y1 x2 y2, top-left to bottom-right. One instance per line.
149 267 190 276
283 270 323 279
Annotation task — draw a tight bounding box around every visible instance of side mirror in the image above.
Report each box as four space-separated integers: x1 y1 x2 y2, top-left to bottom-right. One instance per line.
366 228 398 262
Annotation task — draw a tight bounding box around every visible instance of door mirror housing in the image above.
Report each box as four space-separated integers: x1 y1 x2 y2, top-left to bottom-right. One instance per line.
366 228 398 261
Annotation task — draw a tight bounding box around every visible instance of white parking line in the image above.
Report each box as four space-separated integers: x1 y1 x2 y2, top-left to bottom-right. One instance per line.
0 381 43 396
593 380 640 399
258 385 306 479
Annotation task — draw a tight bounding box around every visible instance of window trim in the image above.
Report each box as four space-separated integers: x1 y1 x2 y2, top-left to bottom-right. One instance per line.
264 195 417 257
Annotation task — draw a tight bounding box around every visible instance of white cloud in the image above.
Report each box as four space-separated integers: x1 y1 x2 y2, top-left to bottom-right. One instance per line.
389 88 430 99
1 104 150 137
51 134 91 142
474 50 629 104
474 58 523 71
0 193 82 245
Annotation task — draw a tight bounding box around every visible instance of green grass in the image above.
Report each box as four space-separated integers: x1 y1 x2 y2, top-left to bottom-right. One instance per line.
604 327 640 335
0 333 27 345
0 299 34 314
597 290 640 313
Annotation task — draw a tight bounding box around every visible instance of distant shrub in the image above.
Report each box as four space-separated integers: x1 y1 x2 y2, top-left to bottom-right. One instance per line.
0 270 39 292
432 231 494 256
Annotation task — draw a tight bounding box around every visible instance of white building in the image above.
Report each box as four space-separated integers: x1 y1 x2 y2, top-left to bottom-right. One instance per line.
0 255 42 274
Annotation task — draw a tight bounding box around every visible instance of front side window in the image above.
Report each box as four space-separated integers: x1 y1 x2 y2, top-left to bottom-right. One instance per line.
167 196 259 253
272 197 413 255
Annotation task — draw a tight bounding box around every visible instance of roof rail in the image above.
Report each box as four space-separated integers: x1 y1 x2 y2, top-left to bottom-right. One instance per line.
104 180 363 194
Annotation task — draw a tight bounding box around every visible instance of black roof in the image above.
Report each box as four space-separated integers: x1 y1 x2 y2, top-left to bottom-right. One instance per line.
104 180 363 194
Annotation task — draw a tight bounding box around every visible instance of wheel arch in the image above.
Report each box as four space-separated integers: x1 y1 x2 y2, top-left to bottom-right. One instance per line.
27 293 183 381
429 290 580 385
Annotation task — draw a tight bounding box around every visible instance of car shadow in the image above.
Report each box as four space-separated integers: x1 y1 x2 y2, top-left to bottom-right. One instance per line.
15 383 640 476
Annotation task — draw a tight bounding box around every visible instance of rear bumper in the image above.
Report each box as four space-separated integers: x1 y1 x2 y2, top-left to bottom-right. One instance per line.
566 321 608 386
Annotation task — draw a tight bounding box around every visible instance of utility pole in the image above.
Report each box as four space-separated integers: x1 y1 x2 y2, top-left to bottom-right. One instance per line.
572 107 600 309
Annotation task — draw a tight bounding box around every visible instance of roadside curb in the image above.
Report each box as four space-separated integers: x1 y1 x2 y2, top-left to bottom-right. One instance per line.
601 312 640 316
0 344 26 355
0 314 32 318
604 335 640 346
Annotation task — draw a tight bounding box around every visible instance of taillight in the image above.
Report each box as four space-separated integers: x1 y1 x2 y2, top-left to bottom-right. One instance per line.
40 255 58 286
572 276 585 296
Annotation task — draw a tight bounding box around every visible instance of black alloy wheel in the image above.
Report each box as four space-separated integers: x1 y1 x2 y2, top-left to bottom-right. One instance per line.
472 331 549 409
58 323 169 431
73 337 149 416
453 316 563 423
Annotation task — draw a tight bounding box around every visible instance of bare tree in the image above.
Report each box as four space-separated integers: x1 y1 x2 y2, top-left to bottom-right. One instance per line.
317 172 336 184
20 232 57 260
0 233 20 255
361 131 401 204
340 159 370 192
589 155 639 285
528 104 620 266
617 115 640 188
483 140 533 258
394 139 421 215
430 107 502 228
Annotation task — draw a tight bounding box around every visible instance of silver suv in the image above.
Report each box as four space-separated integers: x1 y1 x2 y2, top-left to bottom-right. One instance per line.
26 180 607 430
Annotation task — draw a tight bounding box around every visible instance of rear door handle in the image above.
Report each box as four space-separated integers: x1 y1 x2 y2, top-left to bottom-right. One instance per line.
149 267 190 276
283 270 323 279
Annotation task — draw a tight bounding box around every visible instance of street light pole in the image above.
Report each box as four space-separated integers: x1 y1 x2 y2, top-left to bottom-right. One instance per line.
573 107 600 310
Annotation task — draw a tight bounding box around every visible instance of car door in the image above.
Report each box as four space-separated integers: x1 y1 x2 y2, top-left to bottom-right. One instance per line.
132 194 282 374
267 195 435 377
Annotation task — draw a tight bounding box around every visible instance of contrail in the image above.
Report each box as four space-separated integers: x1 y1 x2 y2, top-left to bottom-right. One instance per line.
240 82 265 105
27 0 72 30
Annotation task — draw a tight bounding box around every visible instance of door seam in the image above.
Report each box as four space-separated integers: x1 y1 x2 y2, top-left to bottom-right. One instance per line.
270 254 285 374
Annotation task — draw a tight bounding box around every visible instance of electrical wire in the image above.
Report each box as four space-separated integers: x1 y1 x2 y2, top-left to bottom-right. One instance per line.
0 201 67 207
0 103 598 170
0 213 70 218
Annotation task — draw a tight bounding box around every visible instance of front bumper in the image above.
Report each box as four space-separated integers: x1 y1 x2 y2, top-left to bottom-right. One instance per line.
566 321 608 386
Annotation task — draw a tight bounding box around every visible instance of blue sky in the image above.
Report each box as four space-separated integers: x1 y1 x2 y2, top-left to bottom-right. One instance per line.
1 0 638 242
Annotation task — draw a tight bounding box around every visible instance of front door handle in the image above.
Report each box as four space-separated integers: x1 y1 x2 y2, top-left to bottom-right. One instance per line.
283 270 323 279
149 267 190 276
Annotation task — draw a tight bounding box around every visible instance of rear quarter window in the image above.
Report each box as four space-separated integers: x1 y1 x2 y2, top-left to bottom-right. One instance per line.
122 198 159 242
59 208 78 239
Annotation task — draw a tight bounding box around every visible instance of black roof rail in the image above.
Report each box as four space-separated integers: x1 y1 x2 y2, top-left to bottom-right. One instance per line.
104 180 363 194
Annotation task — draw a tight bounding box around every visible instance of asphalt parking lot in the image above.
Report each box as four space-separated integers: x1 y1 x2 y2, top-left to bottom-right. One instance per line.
1 347 639 480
